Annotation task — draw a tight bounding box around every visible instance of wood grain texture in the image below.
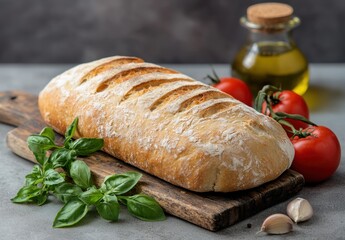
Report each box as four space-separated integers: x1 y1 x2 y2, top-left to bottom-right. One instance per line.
0 91 305 231
0 91 39 126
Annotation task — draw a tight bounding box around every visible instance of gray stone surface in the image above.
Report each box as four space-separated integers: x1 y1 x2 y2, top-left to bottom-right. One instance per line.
0 64 344 239
1 0 345 63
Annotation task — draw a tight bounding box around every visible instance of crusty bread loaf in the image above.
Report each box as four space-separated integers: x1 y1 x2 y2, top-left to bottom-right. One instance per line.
38 56 294 192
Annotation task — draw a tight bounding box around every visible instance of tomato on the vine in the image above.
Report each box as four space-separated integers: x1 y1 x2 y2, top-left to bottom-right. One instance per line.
210 77 253 106
262 90 309 136
291 126 341 183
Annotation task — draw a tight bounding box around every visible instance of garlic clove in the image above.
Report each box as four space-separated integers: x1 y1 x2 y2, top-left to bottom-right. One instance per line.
287 197 313 223
260 213 293 235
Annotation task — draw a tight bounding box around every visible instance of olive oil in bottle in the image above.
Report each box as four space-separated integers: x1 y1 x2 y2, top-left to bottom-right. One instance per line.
232 3 309 95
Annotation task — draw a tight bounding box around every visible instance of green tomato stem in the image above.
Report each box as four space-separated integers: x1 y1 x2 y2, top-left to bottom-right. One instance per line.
255 85 318 137
205 67 221 84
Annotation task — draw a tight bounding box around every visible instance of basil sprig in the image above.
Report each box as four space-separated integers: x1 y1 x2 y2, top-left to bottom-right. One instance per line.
11 117 165 227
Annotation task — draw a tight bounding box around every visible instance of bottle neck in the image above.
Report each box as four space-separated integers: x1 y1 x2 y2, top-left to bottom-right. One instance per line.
248 29 294 45
246 29 295 54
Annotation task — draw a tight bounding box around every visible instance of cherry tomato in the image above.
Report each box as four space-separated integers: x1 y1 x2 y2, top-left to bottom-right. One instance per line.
291 126 341 183
213 77 253 106
263 90 309 136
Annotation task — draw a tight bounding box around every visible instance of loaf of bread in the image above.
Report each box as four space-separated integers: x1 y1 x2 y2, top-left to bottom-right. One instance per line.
38 56 294 192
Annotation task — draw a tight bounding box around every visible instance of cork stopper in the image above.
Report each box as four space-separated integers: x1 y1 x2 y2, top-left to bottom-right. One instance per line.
247 2 293 26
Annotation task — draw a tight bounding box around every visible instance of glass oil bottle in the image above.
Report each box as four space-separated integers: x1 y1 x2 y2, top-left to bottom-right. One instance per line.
231 3 309 95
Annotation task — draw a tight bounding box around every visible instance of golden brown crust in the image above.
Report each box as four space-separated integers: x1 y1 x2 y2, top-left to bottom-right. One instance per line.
38 56 294 192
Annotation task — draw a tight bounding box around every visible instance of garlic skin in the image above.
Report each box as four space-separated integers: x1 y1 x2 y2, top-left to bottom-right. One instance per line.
260 213 293 235
287 197 313 223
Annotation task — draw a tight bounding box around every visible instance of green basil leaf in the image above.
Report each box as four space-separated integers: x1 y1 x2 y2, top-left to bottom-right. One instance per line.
43 161 53 172
126 194 165 221
29 164 42 175
53 199 88 228
27 135 56 165
44 169 65 186
54 183 83 203
11 185 42 203
64 117 78 147
40 127 55 142
27 135 56 152
33 150 48 165
70 138 104 156
70 160 92 189
117 195 128 206
101 171 142 195
25 165 43 185
79 186 103 205
50 148 77 168
103 194 118 202
96 197 120 222
34 193 48 206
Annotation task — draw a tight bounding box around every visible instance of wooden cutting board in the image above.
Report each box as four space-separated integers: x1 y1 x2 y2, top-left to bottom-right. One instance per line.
0 91 304 231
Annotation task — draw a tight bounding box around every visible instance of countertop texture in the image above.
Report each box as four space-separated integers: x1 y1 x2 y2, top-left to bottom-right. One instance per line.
0 64 344 239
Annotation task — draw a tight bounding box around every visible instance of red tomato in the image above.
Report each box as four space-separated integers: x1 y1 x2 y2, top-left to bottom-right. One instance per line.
213 77 253 106
291 126 341 183
263 90 309 136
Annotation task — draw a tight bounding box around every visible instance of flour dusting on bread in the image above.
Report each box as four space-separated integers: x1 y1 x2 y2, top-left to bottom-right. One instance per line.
39 56 294 192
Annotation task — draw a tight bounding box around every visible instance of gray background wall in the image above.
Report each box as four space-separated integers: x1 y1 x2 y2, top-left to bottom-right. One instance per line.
1 0 345 63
